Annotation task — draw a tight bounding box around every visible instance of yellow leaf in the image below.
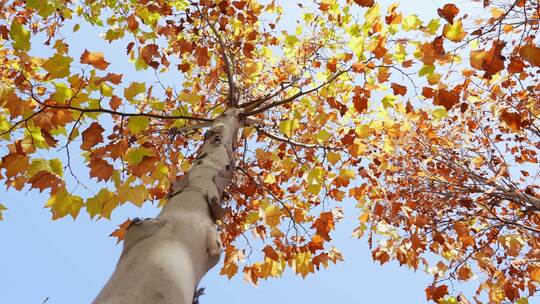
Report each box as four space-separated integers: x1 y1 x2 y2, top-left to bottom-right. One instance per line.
86 188 116 219
124 82 146 101
294 251 314 277
0 203 7 220
279 119 299 138
220 262 239 279
126 116 150 135
316 129 331 142
443 20 466 42
42 54 73 79
307 166 324 195
10 20 31 51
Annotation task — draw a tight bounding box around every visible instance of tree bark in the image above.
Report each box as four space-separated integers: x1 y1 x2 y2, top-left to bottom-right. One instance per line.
93 108 241 304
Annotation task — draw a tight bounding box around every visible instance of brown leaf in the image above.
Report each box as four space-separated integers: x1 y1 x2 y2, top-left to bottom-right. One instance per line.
89 158 114 182
519 43 540 67
312 212 334 241
81 122 105 151
102 73 123 85
437 3 459 24
126 15 139 32
500 110 521 131
391 83 407 96
353 0 374 7
80 49 110 70
28 170 63 193
433 88 460 110
243 43 255 59
109 95 122 110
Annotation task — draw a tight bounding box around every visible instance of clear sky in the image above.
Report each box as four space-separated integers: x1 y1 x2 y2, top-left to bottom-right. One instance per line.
0 1 480 303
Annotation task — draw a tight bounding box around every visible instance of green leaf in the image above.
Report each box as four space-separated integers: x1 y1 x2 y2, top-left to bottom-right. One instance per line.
432 107 448 120
307 166 324 195
10 20 31 51
382 95 397 109
126 147 154 165
126 116 150 135
279 119 299 138
419 64 435 77
316 129 331 142
43 54 73 79
52 82 72 103
86 188 116 219
124 82 146 101
0 203 7 220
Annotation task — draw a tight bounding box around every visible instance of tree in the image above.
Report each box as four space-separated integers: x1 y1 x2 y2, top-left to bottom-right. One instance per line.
0 0 538 303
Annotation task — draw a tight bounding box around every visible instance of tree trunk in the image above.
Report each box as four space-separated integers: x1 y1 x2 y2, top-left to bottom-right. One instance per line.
93 108 241 304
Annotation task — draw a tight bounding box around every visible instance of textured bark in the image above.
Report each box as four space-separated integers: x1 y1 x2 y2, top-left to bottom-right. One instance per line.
93 108 241 304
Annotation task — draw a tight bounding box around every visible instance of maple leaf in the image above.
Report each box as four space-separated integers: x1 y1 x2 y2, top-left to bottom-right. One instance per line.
0 203 6 220
42 54 73 79
89 157 114 181
500 110 522 131
519 43 540 67
391 83 407 96
433 88 460 110
353 0 374 7
81 122 105 151
437 4 459 24
1 153 29 178
80 49 110 70
28 170 64 193
110 219 134 244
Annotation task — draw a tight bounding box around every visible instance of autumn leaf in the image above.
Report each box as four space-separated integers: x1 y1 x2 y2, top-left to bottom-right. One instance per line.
9 20 31 51
500 110 521 131
437 4 459 24
443 20 466 42
42 54 73 79
89 158 114 181
391 83 407 96
110 219 134 244
81 49 110 70
519 43 540 67
0 203 6 220
28 170 64 193
353 0 374 7
81 122 105 151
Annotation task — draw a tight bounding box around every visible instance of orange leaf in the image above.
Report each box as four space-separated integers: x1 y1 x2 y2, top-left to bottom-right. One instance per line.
262 246 279 261
89 158 114 182
28 171 63 193
81 122 105 151
433 88 460 110
353 0 374 7
80 49 110 70
110 218 134 244
102 73 123 85
519 43 540 67
109 95 122 110
500 110 521 131
312 212 334 241
1 153 29 178
426 284 448 302
437 3 459 24
391 83 407 96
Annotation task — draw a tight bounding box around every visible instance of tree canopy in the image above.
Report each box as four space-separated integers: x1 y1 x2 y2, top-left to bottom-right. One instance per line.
0 0 539 303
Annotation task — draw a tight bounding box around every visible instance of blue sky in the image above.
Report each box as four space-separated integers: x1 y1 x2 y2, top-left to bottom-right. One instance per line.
0 1 482 303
